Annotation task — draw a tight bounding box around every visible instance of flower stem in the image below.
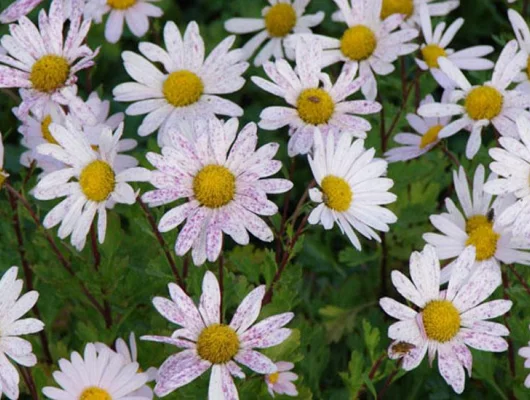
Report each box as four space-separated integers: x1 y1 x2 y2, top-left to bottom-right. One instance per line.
501 269 515 378
90 226 112 329
507 263 530 296
219 253 224 321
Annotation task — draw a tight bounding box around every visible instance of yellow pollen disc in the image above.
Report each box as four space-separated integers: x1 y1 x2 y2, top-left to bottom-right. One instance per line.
422 300 461 343
265 3 297 37
421 44 447 69
107 0 136 9
340 25 377 61
41 115 58 145
30 55 70 93
163 70 204 108
296 88 335 125
193 165 236 208
419 124 442 149
79 160 116 203
0 173 6 189
381 0 414 20
465 217 499 261
196 324 240 364
321 175 353 212
268 372 280 384
464 86 503 121
79 387 112 400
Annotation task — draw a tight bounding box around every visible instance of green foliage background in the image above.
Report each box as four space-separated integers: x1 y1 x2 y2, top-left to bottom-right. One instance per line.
0 0 529 399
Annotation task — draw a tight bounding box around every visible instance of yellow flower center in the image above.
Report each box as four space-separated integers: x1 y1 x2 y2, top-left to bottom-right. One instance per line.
79 160 116 203
465 216 499 261
296 88 335 125
321 175 352 212
41 115 58 145
163 70 204 108
107 0 136 9
268 372 280 384
79 387 112 400
30 55 70 93
265 3 297 37
421 44 447 69
526 56 530 80
381 0 414 20
340 25 377 61
196 324 240 364
422 300 461 343
0 172 6 189
193 165 236 208
419 124 442 149
464 86 503 121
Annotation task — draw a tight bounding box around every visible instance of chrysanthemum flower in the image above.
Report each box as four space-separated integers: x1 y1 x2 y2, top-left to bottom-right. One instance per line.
380 245 512 394
0 132 8 188
43 343 150 399
418 41 530 159
424 165 530 283
416 4 493 88
97 333 157 398
0 0 98 121
32 119 151 250
252 38 381 156
308 0 418 100
265 361 298 397
224 0 324 66
508 9 530 93
308 129 397 250
484 115 530 242
142 271 294 397
84 0 163 44
113 21 248 145
142 117 292 265
385 94 451 162
518 333 530 388
0 267 43 400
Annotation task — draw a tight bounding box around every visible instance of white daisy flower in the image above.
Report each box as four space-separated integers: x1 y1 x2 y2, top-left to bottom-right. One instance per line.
333 0 460 29
0 0 98 122
416 3 493 89
252 38 381 157
484 115 530 242
418 41 530 159
424 165 530 283
508 9 530 94
224 0 324 66
265 361 298 397
32 119 151 250
84 0 163 44
0 132 8 188
303 0 419 100
142 271 294 397
380 245 512 394
0 0 74 23
385 94 451 162
96 333 157 399
308 129 397 250
142 117 293 266
518 332 530 388
0 266 44 400
43 343 150 399
113 21 248 145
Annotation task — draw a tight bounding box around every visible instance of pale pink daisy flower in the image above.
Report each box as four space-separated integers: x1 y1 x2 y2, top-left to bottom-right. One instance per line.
224 0 324 66
416 4 493 89
385 94 451 162
418 41 530 159
113 21 248 145
0 0 74 23
142 271 294 398
142 117 293 266
265 362 298 397
252 37 381 156
84 0 163 44
0 0 98 122
380 245 512 394
508 9 530 93
0 267 44 400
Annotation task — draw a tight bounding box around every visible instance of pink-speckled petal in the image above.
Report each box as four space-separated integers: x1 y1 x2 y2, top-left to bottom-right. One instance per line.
198 271 221 326
0 66 30 87
175 207 208 257
158 202 198 232
400 342 428 371
461 320 509 336
229 285 266 334
451 342 473 376
168 283 205 334
155 350 211 397
379 297 417 321
140 335 194 349
152 297 186 326
437 345 465 394
205 223 223 262
445 246 476 302
257 178 293 194
209 364 239 400
242 328 291 349
0 0 43 23
234 349 276 374
226 361 245 379
459 329 509 352
240 312 294 347
391 271 425 308
460 300 512 323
